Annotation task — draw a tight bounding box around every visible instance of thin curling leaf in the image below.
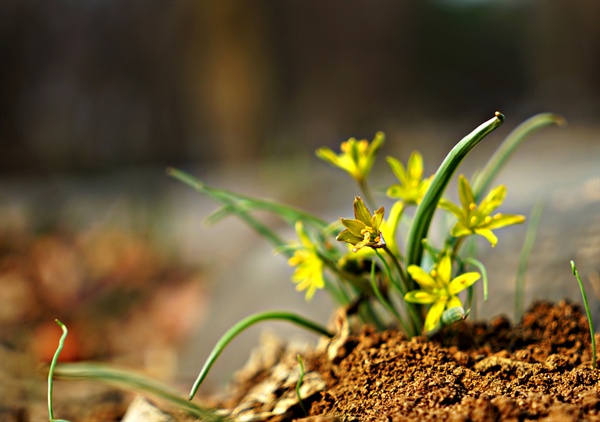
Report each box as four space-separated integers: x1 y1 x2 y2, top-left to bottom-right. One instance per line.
188 311 332 400
48 320 69 422
166 167 327 238
406 112 504 281
472 113 566 199
316 132 385 183
54 362 223 420
570 261 597 369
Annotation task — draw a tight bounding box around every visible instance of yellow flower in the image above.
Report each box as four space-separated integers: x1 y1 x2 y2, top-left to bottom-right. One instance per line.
386 151 432 205
439 174 526 247
287 221 325 300
316 132 384 183
337 197 386 253
405 253 480 333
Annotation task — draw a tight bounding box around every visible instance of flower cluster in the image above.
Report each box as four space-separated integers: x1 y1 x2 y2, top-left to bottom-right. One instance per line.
285 115 529 334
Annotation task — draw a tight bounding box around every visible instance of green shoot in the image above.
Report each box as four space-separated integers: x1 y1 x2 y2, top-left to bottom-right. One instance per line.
369 256 413 336
515 202 544 321
296 355 308 416
188 311 332 400
406 112 504 285
48 319 70 422
472 113 565 199
54 362 225 420
461 257 489 301
570 261 597 369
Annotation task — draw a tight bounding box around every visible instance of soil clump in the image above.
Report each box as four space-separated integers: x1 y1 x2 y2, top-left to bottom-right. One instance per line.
226 300 599 421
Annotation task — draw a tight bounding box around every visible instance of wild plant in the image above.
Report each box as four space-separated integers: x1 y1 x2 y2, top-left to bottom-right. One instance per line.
164 112 566 399
49 112 574 415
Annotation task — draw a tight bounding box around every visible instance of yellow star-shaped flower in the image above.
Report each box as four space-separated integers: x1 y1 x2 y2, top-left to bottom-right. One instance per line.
439 175 526 247
405 253 480 333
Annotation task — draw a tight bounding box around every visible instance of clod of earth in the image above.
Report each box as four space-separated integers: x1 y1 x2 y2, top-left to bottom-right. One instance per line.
222 300 599 421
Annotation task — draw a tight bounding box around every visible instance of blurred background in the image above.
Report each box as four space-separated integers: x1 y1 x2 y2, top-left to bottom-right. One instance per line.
1 0 599 415
1 0 598 173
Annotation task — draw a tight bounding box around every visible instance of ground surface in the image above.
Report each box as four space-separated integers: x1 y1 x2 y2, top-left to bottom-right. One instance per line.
222 300 599 422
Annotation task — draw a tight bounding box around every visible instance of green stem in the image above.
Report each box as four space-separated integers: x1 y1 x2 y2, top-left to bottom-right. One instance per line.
318 251 374 297
570 261 597 370
296 355 308 416
472 113 565 199
48 320 69 422
378 248 422 334
381 246 409 295
406 112 505 288
359 179 376 211
368 259 413 336
188 311 332 400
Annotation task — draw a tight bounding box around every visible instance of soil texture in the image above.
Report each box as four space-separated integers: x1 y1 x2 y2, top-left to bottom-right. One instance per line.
223 300 599 422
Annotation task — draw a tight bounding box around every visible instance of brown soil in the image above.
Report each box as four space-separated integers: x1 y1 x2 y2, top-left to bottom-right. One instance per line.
223 300 599 422
6 300 598 421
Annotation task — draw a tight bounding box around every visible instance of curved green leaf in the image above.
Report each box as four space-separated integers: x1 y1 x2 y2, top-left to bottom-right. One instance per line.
406 112 505 285
188 311 332 400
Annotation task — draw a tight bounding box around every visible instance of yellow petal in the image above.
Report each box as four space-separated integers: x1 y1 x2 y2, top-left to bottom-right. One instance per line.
437 253 453 285
447 296 463 310
336 229 362 244
386 156 408 185
340 218 365 237
448 272 480 295
424 299 446 332
407 151 423 181
407 265 438 289
458 175 475 211
315 148 340 167
353 197 372 225
371 206 385 229
404 290 438 304
484 214 526 230
474 228 498 247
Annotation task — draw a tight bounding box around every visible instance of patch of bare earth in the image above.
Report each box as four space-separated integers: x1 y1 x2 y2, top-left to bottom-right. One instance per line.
224 300 599 421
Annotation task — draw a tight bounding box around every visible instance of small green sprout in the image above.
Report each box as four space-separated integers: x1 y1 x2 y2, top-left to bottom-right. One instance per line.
316 132 384 184
386 151 432 205
405 252 480 333
296 355 308 416
440 174 525 247
287 221 326 300
337 196 386 252
570 261 596 369
48 319 70 422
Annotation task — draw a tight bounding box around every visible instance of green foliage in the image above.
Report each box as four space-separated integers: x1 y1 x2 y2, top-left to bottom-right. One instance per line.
571 261 597 370
166 111 566 397
54 362 227 420
48 320 70 422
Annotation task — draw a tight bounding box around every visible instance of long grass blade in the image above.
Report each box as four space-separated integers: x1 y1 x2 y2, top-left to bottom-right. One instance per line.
406 112 505 285
570 261 597 369
188 311 333 400
54 362 226 420
472 113 565 199
167 167 328 228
